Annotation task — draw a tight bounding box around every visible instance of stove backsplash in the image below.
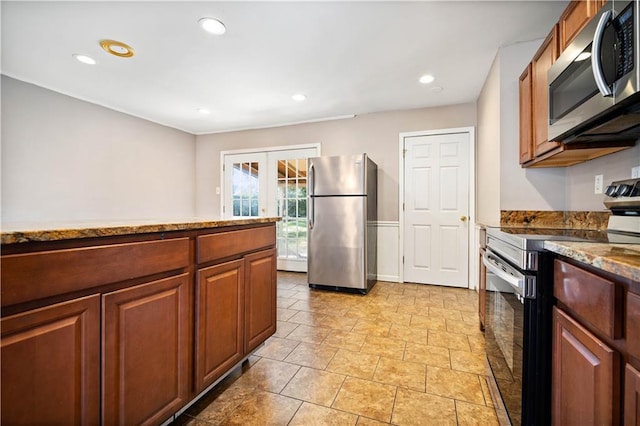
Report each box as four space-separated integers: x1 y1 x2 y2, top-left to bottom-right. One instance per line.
500 210 610 230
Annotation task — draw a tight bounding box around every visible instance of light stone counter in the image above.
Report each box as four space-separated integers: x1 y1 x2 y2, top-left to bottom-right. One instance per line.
544 241 640 282
1 217 281 244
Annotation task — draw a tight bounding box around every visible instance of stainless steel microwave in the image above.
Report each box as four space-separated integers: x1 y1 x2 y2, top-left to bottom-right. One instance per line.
548 0 640 144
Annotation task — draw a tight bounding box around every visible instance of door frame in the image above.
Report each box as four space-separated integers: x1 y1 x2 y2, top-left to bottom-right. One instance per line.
398 127 476 288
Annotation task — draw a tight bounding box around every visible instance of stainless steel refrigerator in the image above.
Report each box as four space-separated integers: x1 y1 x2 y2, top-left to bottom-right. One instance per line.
307 154 377 293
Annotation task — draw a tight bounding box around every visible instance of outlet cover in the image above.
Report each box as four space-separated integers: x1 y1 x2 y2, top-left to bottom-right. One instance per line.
633 166 640 178
595 174 604 194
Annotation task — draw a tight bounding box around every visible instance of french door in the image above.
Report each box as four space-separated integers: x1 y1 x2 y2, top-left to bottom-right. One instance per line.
223 146 318 272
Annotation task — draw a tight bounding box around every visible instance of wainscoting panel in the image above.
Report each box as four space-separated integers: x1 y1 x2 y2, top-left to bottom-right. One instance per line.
375 221 400 282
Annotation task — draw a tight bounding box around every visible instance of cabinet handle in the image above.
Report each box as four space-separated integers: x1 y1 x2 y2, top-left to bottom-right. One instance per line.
592 10 614 97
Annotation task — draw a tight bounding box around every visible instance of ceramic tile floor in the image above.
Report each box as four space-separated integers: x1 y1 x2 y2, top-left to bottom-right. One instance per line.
173 272 498 426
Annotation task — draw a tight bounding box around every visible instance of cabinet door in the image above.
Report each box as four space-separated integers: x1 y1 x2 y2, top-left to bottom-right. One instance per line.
519 64 533 164
195 259 245 392
244 248 277 353
625 364 640 426
532 26 561 157
103 273 190 426
1 295 100 425
552 307 619 426
478 247 486 331
559 0 601 51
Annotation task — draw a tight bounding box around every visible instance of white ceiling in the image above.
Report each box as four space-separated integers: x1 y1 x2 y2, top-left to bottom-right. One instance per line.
2 1 568 135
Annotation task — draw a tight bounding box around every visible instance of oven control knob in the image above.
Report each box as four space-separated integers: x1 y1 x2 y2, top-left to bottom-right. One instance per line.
605 185 618 196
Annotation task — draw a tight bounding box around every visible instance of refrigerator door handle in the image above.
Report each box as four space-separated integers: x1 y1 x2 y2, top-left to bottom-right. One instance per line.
308 163 314 229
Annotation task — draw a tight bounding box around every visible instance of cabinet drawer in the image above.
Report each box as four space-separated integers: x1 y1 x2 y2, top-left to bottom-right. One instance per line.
197 226 275 264
1 238 190 307
554 259 621 339
627 292 640 360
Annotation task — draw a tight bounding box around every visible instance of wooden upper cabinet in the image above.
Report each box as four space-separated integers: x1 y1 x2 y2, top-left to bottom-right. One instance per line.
559 0 602 51
532 26 561 158
519 64 533 164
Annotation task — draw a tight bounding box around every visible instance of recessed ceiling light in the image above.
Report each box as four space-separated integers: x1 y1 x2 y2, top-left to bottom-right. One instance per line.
99 39 134 58
575 51 592 62
419 74 435 84
73 54 96 65
199 17 226 35
292 94 306 101
197 108 211 115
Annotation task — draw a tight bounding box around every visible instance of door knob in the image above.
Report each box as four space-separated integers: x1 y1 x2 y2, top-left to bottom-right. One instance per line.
460 215 468 222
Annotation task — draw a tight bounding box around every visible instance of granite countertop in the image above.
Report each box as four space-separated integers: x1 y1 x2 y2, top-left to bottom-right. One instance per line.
1 217 281 244
544 241 640 282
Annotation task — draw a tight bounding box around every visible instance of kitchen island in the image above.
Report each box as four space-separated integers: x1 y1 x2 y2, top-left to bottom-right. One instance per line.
1 217 279 426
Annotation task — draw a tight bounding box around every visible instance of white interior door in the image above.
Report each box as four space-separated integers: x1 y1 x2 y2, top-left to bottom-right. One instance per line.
403 132 469 287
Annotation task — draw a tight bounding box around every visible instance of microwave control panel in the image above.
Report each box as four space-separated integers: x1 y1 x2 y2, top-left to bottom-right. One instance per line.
615 3 634 78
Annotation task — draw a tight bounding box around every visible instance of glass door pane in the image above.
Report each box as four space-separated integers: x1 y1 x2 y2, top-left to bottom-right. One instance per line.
276 159 308 265
232 161 260 217
223 153 267 218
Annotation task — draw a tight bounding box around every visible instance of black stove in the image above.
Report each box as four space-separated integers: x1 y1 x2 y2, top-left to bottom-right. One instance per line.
483 178 640 426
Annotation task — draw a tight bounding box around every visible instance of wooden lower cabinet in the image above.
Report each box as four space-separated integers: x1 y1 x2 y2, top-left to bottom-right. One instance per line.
1 223 278 426
478 247 486 331
244 248 277 353
552 306 619 425
102 274 190 426
195 259 245 392
1 295 101 425
626 364 640 426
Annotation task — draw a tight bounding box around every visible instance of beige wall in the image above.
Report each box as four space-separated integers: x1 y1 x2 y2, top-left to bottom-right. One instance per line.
476 40 567 225
195 103 477 221
476 51 501 226
565 144 640 211
1 76 197 223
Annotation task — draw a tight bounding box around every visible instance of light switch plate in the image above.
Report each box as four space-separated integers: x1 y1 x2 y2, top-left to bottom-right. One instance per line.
595 174 604 194
632 166 640 178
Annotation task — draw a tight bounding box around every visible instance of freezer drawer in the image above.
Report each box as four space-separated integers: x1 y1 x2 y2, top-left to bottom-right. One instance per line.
308 196 367 289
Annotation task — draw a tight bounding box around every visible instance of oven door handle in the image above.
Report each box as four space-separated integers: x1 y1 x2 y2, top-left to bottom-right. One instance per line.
483 252 525 298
